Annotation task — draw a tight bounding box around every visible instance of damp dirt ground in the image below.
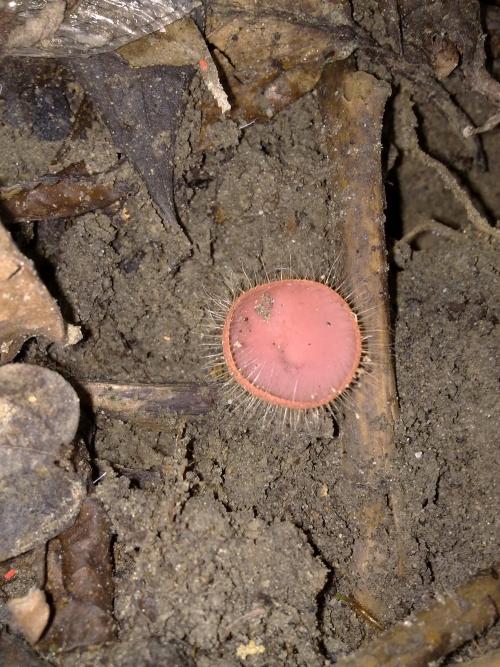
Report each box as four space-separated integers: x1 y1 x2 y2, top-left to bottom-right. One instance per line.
0 66 499 665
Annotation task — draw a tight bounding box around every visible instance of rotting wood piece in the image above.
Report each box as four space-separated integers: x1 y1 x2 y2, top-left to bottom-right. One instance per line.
318 62 403 620
336 564 500 667
80 381 217 422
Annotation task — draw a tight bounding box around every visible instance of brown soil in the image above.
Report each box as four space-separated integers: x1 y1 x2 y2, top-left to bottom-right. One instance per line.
0 61 498 665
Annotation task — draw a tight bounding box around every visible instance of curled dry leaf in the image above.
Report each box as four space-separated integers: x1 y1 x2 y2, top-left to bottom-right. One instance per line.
0 222 66 363
40 498 115 652
205 0 355 121
0 167 130 223
7 589 50 645
0 363 84 561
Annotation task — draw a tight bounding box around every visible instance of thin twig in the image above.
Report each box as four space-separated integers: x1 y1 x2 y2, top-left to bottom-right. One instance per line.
463 110 500 137
394 220 464 251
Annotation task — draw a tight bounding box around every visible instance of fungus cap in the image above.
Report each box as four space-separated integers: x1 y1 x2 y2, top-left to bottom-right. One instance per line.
222 279 362 410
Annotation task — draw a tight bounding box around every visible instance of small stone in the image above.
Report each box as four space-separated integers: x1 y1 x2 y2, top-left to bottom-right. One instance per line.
7 589 50 645
0 364 85 561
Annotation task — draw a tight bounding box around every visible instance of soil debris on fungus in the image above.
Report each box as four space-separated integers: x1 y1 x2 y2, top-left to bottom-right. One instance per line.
0 1 499 665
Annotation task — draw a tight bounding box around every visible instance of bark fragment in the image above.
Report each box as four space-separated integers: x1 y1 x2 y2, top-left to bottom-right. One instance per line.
336 565 500 667
81 380 217 423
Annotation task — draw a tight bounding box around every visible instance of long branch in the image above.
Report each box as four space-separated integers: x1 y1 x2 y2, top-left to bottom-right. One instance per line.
319 62 403 619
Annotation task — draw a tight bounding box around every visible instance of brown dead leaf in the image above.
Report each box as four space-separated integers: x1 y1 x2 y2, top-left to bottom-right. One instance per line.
209 15 335 81
119 17 230 113
205 0 355 122
0 222 66 363
0 167 130 223
39 498 115 652
7 589 50 645
119 15 204 67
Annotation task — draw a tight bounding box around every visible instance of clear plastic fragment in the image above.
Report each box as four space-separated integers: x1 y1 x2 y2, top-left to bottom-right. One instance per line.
0 0 201 56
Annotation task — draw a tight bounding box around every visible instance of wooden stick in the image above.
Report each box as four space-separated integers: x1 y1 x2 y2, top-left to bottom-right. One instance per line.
336 565 500 667
318 62 403 619
79 381 217 422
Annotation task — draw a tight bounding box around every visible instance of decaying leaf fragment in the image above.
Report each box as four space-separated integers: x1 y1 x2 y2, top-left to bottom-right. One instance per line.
39 498 115 651
0 222 66 363
0 166 130 223
119 16 230 114
205 0 356 121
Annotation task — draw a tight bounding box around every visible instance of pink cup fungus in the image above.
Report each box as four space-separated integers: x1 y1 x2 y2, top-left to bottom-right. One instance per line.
221 279 362 411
